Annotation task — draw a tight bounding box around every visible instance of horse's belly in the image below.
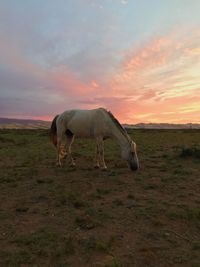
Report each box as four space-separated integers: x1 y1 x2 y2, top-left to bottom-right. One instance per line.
67 118 94 137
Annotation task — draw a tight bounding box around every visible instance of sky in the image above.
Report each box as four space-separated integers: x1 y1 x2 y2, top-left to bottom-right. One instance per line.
0 0 200 123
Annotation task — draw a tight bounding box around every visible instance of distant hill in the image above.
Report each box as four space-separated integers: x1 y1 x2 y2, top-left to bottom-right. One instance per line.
0 117 199 129
124 123 200 129
0 118 50 129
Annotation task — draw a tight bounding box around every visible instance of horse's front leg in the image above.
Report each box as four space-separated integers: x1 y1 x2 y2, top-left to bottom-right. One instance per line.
94 141 100 168
97 137 107 170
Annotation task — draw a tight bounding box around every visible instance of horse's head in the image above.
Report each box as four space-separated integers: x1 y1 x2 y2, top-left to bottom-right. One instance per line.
121 140 139 171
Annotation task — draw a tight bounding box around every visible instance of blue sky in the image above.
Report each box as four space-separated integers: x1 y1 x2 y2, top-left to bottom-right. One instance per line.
0 0 200 122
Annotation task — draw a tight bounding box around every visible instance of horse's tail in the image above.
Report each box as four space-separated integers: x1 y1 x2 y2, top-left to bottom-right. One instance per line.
50 114 59 147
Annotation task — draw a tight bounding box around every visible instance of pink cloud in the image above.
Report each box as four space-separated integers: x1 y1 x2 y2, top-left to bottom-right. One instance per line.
107 28 200 123
1 26 199 124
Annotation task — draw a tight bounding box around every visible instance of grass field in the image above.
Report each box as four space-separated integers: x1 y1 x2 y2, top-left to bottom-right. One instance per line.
0 129 200 267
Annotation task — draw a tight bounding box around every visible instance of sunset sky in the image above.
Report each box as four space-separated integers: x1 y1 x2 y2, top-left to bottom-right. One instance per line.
0 0 199 123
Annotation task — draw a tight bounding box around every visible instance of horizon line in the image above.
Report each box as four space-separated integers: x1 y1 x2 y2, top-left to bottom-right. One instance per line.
0 116 199 125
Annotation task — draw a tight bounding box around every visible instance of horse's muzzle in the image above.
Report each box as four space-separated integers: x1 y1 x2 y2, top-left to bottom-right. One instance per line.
128 158 139 171
130 163 139 171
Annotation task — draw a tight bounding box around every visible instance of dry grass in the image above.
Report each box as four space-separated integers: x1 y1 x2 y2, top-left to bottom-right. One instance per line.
0 128 200 267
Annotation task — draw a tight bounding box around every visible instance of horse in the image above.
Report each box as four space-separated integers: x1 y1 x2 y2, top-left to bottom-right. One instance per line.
50 108 139 171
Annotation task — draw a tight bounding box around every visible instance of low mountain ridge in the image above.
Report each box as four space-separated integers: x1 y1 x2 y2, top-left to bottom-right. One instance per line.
0 118 50 129
0 117 199 129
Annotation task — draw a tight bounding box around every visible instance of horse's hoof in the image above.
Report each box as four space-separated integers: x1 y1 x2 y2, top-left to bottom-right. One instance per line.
101 167 107 171
94 165 100 169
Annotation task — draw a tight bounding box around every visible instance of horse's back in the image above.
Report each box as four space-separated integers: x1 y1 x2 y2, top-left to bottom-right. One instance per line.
57 108 110 137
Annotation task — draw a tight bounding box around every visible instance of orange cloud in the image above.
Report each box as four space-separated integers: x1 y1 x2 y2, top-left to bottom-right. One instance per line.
108 28 200 123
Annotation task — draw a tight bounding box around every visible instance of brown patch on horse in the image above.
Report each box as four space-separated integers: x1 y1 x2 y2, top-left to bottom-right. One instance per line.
65 129 74 138
50 114 59 147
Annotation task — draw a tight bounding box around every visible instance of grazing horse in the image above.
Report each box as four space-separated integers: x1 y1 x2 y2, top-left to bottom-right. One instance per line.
50 108 139 171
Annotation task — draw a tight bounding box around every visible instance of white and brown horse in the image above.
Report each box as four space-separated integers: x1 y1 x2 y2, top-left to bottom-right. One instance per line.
50 108 139 171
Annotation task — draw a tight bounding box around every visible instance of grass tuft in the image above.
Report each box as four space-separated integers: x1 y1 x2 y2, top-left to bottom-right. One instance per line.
180 146 200 159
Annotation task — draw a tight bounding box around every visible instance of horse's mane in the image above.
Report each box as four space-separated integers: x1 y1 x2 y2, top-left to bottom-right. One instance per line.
106 110 129 139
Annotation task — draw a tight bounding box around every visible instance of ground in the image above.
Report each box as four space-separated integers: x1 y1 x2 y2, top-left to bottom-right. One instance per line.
0 129 200 267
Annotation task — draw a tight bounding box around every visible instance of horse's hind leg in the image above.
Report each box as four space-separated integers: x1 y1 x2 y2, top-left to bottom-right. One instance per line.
66 135 75 166
56 139 67 166
56 126 68 167
56 139 62 166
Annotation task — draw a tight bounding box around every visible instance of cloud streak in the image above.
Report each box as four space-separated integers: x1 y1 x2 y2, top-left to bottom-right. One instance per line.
107 28 200 123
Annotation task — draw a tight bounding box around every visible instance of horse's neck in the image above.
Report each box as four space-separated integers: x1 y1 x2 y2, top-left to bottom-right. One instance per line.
110 124 129 149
